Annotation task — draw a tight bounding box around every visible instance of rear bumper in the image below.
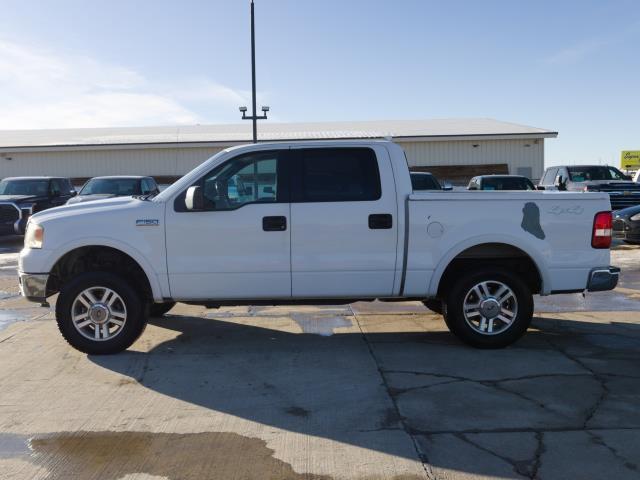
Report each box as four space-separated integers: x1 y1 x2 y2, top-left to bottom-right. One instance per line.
586 266 620 292
18 272 49 303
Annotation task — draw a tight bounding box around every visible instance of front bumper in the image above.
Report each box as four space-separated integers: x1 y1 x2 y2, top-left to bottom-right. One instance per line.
18 272 49 303
586 266 620 292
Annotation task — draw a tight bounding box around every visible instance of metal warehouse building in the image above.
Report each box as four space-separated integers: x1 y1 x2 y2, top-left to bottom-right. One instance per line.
0 118 557 185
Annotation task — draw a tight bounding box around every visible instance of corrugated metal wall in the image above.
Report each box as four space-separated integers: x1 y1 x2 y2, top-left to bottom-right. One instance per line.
397 138 545 181
0 138 544 181
0 146 226 179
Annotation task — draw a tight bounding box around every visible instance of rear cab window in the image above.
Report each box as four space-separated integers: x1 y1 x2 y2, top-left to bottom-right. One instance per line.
411 173 440 190
481 177 535 190
291 148 381 202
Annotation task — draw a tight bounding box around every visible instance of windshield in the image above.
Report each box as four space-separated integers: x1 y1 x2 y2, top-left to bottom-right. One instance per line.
567 166 627 182
481 177 535 190
0 179 49 196
80 178 141 196
411 173 441 190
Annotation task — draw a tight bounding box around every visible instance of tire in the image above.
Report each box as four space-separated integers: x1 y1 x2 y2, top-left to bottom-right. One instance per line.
149 301 176 317
443 267 533 349
55 272 148 354
422 298 443 315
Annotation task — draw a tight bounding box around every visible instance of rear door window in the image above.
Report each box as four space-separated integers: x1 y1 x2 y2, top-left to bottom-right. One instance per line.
50 179 63 196
292 148 381 202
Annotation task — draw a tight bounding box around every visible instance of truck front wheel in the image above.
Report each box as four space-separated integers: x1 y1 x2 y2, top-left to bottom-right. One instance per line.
443 267 533 348
55 272 148 354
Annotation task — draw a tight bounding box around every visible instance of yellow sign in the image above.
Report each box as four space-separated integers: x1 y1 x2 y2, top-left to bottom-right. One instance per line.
621 150 640 169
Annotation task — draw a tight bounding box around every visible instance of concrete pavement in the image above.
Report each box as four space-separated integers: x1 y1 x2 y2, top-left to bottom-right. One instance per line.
0 237 639 479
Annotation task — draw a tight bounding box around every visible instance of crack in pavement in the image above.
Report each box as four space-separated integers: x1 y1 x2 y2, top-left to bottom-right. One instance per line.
586 430 639 473
530 431 545 480
351 306 438 480
544 337 610 429
454 432 535 479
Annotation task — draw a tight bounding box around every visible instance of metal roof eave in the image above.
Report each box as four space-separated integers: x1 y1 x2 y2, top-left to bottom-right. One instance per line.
0 132 557 153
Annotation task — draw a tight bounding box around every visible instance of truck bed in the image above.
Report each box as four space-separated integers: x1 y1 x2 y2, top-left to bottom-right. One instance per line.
402 190 612 297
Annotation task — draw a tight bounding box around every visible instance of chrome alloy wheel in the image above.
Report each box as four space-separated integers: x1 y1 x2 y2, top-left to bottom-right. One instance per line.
462 280 518 336
71 287 127 341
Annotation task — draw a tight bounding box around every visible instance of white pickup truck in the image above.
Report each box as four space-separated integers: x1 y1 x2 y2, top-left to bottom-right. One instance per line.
18 140 619 354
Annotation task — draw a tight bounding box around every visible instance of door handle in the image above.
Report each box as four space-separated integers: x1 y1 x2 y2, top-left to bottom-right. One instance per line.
263 216 287 231
368 214 393 229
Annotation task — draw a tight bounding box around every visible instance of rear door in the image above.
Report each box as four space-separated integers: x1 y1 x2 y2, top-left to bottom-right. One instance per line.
289 146 398 298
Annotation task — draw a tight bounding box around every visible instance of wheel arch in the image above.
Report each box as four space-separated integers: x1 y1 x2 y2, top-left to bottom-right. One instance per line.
46 238 163 302
428 235 549 298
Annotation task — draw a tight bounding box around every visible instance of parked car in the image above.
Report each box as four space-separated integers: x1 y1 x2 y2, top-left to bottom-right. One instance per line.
613 205 640 244
0 177 75 235
467 175 536 191
67 176 159 205
19 141 618 354
410 172 452 191
538 165 640 209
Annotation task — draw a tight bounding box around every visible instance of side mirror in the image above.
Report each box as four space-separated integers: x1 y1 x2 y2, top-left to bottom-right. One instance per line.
185 185 204 211
536 185 546 191
70 190 78 197
555 176 567 191
442 181 453 191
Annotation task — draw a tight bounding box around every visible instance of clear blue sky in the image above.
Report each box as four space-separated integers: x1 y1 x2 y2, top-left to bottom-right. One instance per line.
0 0 638 167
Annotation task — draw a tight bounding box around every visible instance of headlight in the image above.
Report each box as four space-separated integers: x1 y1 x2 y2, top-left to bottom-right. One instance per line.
631 213 640 221
24 222 44 249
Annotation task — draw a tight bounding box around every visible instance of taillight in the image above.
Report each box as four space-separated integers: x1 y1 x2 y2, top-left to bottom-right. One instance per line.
592 211 612 249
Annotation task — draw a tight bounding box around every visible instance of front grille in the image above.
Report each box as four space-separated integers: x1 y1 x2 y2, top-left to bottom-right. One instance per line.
0 204 20 224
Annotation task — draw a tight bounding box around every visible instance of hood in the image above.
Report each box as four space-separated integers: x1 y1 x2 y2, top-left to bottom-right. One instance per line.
0 194 42 203
31 196 145 224
578 180 640 189
66 193 119 205
614 204 640 217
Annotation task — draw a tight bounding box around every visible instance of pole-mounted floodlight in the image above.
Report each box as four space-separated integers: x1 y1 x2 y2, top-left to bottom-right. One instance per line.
239 0 269 143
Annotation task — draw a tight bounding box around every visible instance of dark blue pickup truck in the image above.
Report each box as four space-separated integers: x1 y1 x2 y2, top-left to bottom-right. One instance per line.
0 177 76 235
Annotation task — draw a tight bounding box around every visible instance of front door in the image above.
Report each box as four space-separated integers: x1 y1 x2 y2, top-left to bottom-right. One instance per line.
289 146 398 298
165 149 291 300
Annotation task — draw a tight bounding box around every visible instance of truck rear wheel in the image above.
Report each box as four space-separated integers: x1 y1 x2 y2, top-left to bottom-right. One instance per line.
55 272 148 354
443 267 533 348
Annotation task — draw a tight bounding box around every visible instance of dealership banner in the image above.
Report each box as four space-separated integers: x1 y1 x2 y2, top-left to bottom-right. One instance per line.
621 150 640 169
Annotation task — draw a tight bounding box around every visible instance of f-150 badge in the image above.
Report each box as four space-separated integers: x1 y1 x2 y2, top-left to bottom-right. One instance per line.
136 219 159 227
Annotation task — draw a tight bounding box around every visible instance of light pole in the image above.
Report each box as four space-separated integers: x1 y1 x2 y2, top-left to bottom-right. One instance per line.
239 0 269 143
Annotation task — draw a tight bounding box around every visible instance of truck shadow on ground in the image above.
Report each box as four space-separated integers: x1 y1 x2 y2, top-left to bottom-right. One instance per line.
82 311 640 479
